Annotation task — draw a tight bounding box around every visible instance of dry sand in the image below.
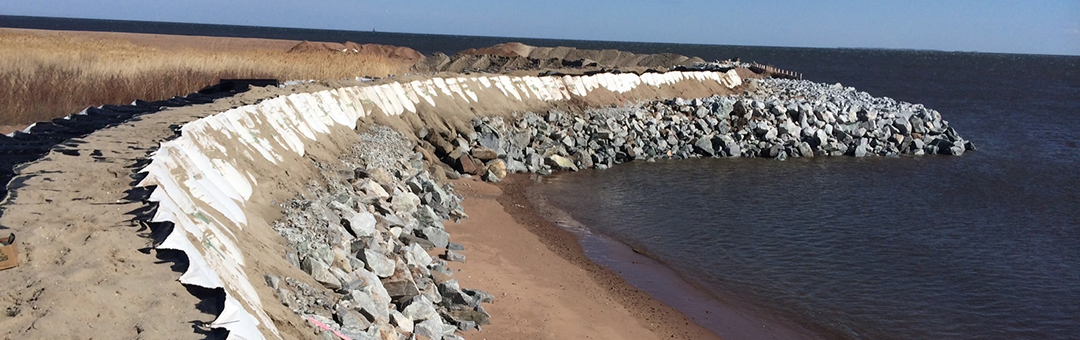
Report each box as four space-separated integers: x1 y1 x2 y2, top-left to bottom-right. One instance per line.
0 97 248 340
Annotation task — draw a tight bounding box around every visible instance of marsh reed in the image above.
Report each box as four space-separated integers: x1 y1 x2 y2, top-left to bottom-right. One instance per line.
0 31 409 127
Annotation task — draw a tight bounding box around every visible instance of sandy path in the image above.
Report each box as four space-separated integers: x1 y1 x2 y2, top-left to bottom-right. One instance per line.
0 93 270 339
445 177 722 340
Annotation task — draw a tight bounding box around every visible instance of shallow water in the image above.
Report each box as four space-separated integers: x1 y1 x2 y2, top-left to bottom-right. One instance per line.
535 51 1080 339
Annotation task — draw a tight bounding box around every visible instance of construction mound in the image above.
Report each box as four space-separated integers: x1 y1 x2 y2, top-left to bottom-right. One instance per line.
415 42 706 73
289 40 426 63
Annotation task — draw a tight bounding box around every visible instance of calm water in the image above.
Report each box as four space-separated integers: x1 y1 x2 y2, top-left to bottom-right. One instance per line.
7 16 1079 339
537 51 1080 339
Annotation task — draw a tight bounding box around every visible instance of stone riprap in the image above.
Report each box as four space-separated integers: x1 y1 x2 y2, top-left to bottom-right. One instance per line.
132 69 745 339
268 126 488 340
127 60 974 339
422 78 973 181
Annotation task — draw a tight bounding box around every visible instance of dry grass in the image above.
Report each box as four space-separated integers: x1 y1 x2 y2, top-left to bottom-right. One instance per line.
0 31 410 126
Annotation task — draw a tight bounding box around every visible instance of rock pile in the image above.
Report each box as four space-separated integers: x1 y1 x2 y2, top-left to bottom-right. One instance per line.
419 78 974 181
266 77 972 339
269 126 490 340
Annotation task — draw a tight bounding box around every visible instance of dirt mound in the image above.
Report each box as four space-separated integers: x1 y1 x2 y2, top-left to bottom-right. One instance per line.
417 42 706 73
289 40 425 63
457 42 535 58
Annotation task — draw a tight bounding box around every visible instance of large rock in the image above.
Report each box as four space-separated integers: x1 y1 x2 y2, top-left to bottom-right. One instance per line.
345 211 377 238
420 227 450 249
355 179 390 200
470 147 499 161
402 295 440 321
344 268 392 310
335 306 371 332
443 305 491 329
453 154 484 175
348 289 387 323
361 249 395 278
382 260 420 301
719 136 741 157
405 243 433 268
854 143 871 158
391 191 421 214
302 257 342 290
416 317 459 340
692 136 715 156
545 154 579 171
367 168 396 191
485 159 508 179
390 310 414 334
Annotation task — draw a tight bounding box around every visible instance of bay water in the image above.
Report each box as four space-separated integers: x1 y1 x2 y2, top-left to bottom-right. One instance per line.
534 50 1080 339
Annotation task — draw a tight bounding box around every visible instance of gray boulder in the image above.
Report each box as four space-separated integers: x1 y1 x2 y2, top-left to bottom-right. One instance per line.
335 306 371 332
692 136 715 156
402 295 440 321
302 257 342 290
345 211 377 238
361 249 395 278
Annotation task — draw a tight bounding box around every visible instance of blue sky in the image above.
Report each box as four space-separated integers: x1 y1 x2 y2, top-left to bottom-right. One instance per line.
3 0 1078 55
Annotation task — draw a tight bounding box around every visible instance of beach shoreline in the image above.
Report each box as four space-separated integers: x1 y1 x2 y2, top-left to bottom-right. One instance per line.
522 172 818 340
444 175 722 340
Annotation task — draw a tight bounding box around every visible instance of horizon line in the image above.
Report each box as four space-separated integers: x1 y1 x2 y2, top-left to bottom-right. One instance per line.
2 14 1078 57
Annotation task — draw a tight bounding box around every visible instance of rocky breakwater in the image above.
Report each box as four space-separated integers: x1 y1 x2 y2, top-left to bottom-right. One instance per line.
420 78 973 181
268 126 491 340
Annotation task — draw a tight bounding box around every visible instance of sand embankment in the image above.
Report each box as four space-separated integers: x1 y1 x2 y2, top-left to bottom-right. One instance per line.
1 65 747 340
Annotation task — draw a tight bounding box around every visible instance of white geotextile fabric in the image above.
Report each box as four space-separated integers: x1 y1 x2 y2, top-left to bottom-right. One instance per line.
134 70 742 339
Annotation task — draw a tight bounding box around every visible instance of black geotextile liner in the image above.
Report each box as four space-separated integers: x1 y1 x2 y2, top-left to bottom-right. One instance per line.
0 79 278 211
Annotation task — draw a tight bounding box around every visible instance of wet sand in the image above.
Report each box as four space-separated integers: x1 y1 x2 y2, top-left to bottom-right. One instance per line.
444 175 722 340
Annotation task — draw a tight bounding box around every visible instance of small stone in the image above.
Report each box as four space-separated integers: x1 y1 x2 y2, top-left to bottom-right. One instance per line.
443 250 466 263
264 274 280 289
481 170 500 183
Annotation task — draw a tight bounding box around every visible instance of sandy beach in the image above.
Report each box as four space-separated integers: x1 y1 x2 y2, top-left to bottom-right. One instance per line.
445 176 721 340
